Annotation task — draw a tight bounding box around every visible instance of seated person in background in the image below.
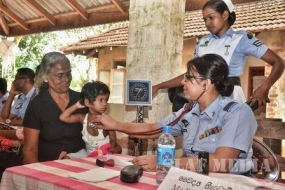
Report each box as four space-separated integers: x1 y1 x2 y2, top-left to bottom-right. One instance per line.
23 52 87 164
92 54 257 174
0 78 9 115
0 68 36 127
59 81 122 158
0 68 35 180
0 66 40 141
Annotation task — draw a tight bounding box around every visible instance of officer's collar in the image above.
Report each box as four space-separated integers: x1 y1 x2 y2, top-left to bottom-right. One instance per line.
0 91 9 100
192 95 222 119
210 28 234 39
20 87 36 100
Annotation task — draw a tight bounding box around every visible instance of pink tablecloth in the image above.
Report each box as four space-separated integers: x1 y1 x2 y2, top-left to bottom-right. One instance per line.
0 154 158 190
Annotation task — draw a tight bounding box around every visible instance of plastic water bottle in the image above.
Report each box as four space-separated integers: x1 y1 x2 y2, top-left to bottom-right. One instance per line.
156 126 176 184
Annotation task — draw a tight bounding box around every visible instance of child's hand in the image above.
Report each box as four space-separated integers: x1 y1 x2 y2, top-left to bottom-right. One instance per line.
108 144 122 154
76 101 86 108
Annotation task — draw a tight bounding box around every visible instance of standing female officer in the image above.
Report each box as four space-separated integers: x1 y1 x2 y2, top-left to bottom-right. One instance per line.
92 54 257 174
153 0 285 106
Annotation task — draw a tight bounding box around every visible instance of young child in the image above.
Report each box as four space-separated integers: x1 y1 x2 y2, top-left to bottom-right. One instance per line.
59 81 122 158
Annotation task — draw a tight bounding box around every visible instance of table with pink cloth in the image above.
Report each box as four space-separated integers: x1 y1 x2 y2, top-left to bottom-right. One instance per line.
0 154 158 190
1 154 285 190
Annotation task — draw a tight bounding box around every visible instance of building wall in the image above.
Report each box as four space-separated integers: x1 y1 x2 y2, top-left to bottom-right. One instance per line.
97 46 127 70
259 30 285 121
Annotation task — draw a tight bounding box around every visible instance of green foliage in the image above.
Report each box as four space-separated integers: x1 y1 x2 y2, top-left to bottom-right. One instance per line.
16 33 58 70
1 23 119 90
68 54 90 91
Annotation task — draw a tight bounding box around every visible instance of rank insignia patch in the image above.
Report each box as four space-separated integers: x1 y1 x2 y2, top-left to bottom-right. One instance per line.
253 40 263 47
181 119 189 127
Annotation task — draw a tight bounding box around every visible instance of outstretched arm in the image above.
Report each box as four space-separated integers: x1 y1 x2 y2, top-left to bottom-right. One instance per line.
152 74 184 95
252 49 285 106
92 115 160 139
59 101 85 123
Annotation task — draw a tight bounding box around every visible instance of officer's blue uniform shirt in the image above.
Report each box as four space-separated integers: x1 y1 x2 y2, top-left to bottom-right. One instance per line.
11 87 36 119
194 28 268 77
158 95 257 173
0 91 9 110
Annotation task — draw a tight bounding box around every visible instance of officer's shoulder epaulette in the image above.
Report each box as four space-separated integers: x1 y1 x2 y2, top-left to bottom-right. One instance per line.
247 33 253 39
223 101 238 112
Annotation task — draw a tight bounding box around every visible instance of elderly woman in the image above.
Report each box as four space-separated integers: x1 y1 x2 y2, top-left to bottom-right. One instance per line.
92 54 257 177
23 52 87 163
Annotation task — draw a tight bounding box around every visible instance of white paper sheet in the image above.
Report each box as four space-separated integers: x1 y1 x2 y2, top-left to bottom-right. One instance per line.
68 167 120 183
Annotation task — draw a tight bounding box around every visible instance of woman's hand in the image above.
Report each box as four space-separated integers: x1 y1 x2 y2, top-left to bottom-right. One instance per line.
251 85 270 108
132 155 157 172
90 115 118 130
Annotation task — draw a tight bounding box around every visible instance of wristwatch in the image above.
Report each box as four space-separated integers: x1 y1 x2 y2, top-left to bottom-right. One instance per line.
5 119 11 125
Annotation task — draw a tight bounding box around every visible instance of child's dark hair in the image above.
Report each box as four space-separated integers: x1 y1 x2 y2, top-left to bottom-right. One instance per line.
79 81 110 105
187 54 234 96
203 0 236 26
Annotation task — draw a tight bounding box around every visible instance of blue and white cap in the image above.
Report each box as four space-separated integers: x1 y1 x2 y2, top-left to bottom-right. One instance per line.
223 0 234 12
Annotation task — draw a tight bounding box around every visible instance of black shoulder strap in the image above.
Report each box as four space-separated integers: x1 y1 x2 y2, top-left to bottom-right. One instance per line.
167 102 194 126
223 101 238 112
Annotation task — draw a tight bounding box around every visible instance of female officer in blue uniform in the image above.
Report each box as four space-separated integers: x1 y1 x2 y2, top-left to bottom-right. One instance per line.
92 54 257 174
153 0 285 107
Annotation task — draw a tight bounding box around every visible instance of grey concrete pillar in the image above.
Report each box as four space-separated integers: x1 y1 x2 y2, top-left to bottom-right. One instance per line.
125 0 186 124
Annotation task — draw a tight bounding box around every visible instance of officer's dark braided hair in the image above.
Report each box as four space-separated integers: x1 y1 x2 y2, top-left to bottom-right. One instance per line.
79 81 110 105
187 53 234 96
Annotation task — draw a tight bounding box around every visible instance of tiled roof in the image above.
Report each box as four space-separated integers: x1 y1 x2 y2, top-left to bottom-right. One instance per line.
61 23 129 52
60 0 285 54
